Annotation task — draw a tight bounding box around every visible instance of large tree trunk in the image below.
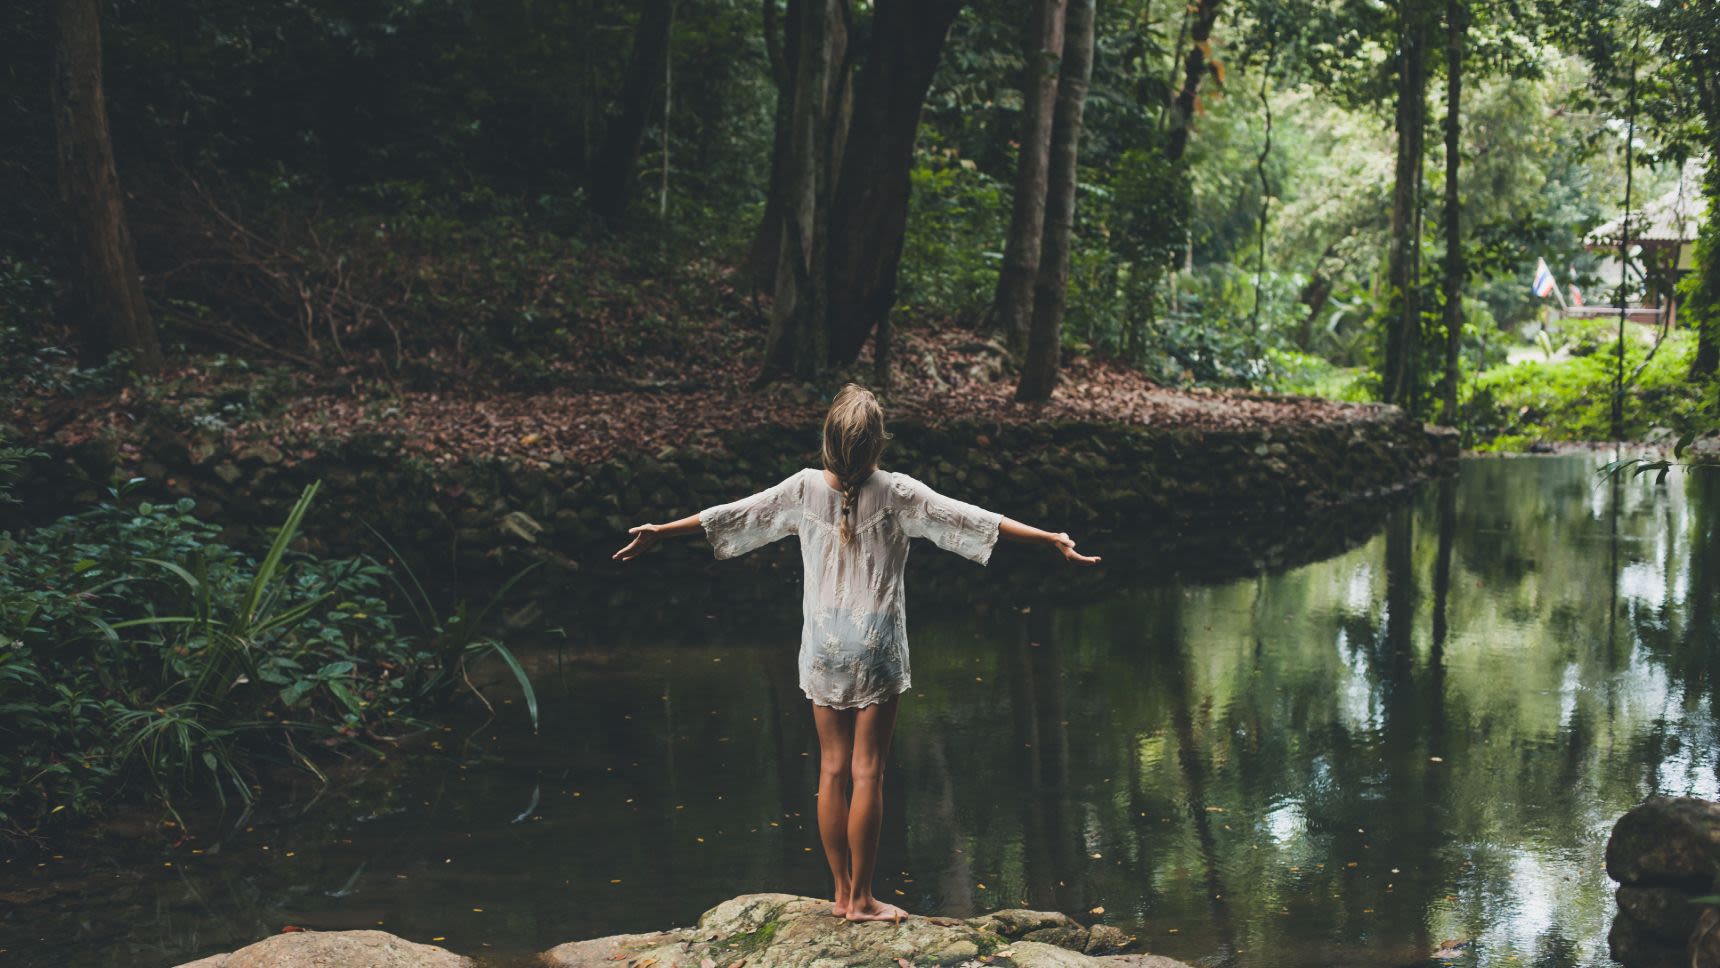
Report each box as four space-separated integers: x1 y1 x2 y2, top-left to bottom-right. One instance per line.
589 0 675 224
987 0 1068 354
747 0 799 293
1014 0 1094 403
51 0 161 372
823 0 965 366
1164 0 1222 164
1382 0 1432 412
1437 0 1465 426
759 0 836 380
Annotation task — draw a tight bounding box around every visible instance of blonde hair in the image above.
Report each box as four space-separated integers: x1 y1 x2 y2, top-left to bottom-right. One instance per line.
821 383 888 545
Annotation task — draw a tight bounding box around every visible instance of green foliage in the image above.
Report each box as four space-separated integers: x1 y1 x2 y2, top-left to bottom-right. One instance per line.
0 434 39 507
1262 348 1377 402
1464 328 1712 450
1679 171 1720 377
0 478 535 833
898 148 1009 322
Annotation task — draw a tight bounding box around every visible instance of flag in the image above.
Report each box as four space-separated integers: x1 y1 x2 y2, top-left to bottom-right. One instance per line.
1570 283 1584 307
1532 258 1557 298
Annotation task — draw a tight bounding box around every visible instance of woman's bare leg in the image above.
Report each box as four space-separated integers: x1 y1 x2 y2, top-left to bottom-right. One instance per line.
844 695 904 922
811 702 857 916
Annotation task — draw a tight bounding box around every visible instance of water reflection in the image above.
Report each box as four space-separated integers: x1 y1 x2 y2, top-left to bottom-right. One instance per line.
3 455 1718 968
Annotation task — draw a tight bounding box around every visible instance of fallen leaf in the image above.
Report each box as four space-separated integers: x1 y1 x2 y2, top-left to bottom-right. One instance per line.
1090 906 1105 915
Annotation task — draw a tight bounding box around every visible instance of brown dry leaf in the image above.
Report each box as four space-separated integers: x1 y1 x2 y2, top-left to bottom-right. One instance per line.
1090 906 1105 915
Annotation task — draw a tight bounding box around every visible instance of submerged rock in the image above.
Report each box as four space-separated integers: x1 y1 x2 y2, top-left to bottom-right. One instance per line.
541 893 1184 968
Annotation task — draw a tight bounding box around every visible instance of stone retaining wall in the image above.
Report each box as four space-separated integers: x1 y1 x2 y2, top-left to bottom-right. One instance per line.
6 404 1458 576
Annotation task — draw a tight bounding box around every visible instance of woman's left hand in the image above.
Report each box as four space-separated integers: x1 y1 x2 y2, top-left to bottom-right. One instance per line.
1052 532 1101 565
613 523 664 561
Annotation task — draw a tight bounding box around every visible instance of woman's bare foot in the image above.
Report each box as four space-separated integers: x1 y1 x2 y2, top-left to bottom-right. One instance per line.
830 889 852 918
844 898 908 924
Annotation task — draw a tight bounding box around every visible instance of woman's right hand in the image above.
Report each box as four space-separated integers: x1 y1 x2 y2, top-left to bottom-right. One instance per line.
1052 532 1101 565
613 523 664 562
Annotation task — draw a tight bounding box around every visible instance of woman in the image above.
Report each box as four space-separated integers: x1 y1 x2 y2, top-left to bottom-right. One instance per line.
614 383 1099 923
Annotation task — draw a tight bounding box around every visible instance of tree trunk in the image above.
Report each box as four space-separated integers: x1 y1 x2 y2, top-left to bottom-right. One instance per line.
1247 35 1277 351
748 0 799 292
1015 0 1094 403
987 0 1068 354
1164 0 1222 164
1437 0 1465 426
1298 242 1341 352
823 0 966 366
589 0 675 225
759 0 836 380
1382 0 1431 412
750 0 854 303
50 0 161 372
1692 160 1720 378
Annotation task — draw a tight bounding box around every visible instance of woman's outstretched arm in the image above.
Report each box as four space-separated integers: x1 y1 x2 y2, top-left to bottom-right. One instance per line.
999 517 1102 565
613 512 703 561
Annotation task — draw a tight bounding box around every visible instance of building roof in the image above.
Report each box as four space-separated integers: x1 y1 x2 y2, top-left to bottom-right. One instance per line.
1585 159 1707 248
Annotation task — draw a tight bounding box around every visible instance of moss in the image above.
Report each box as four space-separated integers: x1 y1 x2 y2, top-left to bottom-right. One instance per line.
713 906 784 955
972 930 1007 955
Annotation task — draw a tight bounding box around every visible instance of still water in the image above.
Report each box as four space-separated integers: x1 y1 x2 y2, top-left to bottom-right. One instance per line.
3 454 1718 968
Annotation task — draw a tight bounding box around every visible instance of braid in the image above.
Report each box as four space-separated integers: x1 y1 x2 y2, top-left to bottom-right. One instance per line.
838 482 858 544
822 383 889 547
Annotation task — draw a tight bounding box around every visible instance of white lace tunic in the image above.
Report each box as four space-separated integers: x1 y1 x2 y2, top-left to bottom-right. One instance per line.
700 468 1003 709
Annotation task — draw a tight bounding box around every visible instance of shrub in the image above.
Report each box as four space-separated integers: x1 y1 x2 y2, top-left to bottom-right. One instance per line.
0 475 535 835
1465 329 1711 449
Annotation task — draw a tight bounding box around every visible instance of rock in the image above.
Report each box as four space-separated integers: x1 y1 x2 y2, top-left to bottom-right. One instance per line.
539 930 684 966
968 909 1083 937
539 893 1193 968
1691 909 1720 967
171 929 471 968
1607 798 1720 887
187 435 220 466
1099 957 1196 968
1084 925 1131 954
212 461 244 485
1609 913 1688 968
1023 927 1090 951
235 441 285 466
1001 940 1110 967
1617 885 1712 943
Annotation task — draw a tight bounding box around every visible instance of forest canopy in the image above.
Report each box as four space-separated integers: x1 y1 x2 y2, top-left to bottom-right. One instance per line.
1 0 1716 443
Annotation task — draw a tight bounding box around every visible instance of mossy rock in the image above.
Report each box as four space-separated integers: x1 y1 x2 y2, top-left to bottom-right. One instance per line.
1607 798 1720 887
539 893 1188 968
